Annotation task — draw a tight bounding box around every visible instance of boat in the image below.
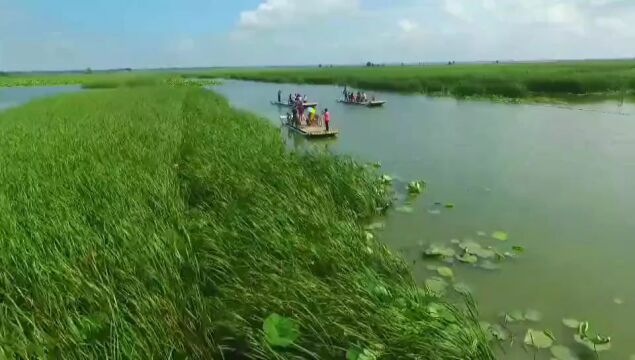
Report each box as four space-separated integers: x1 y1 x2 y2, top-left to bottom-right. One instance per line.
271 101 318 108
337 99 386 107
279 115 338 138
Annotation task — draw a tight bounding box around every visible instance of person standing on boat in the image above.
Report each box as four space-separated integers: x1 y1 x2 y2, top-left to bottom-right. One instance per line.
343 85 348 99
278 90 282 103
288 93 293 105
323 109 330 131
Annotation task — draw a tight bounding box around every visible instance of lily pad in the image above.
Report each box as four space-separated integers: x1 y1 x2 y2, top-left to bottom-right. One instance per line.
525 309 543 322
492 231 509 241
562 318 580 329
436 266 454 278
479 260 502 271
396 206 414 214
524 329 554 349
490 324 509 341
471 247 497 259
424 244 456 258
458 240 483 252
573 334 611 352
424 277 448 296
263 313 299 348
550 345 578 360
456 253 478 264
453 282 472 295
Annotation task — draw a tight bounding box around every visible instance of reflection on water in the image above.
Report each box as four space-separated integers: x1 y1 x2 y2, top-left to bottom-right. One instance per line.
214 80 635 359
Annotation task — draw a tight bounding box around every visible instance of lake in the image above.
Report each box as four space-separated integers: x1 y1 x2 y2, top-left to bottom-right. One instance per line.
0 85 82 111
214 80 635 360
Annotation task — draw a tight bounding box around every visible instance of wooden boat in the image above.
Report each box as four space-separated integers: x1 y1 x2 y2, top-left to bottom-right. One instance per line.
271 101 318 108
337 99 386 107
279 115 338 138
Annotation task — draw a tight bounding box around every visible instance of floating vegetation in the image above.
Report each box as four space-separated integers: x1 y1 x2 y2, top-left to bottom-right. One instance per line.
445 203 455 209
424 277 448 296
550 345 579 360
436 266 454 278
524 309 543 322
573 334 611 352
524 328 554 349
476 231 487 237
489 324 509 341
263 313 300 348
372 161 382 168
395 205 414 214
456 253 478 264
407 181 425 194
423 244 456 258
427 209 441 215
453 282 472 295
491 231 509 241
573 321 612 352
562 318 581 329
426 264 440 271
450 239 461 245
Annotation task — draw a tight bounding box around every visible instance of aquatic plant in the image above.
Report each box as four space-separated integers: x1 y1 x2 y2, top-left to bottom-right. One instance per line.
0 86 493 358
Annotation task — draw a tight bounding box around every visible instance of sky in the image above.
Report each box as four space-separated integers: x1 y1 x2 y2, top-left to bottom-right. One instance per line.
1 0 634 71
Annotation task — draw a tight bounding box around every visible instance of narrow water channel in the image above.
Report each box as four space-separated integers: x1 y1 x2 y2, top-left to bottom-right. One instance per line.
213 80 635 360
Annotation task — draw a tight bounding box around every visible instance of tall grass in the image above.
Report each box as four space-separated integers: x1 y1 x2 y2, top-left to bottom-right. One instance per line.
0 87 492 358
202 60 635 101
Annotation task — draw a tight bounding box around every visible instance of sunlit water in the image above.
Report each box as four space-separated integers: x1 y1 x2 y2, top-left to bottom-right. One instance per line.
213 80 635 360
0 85 82 111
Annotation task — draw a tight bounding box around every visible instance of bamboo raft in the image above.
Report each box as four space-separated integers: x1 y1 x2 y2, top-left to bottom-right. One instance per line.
337 99 386 107
271 101 319 108
279 116 338 138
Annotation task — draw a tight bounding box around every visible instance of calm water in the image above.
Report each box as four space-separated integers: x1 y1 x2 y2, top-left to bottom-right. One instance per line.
0 85 82 111
214 80 635 359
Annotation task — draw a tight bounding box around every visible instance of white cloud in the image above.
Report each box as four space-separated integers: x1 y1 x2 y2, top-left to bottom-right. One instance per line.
398 19 418 33
238 0 360 30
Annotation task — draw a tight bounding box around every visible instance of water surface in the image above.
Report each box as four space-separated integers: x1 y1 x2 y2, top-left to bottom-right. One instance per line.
0 85 82 111
214 80 635 359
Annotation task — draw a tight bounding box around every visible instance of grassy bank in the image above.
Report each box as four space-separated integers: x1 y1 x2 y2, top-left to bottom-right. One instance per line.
0 86 492 358
0 72 217 89
205 60 635 101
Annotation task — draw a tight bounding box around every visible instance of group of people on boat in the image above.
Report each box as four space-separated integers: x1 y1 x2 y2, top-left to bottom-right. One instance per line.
278 90 308 105
288 105 330 131
342 86 375 103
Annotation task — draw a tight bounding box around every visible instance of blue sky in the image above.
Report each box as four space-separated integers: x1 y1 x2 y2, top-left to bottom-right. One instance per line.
1 0 634 71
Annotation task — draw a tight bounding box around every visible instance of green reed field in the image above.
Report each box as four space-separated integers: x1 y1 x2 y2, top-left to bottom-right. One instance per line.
205 60 635 101
0 86 492 358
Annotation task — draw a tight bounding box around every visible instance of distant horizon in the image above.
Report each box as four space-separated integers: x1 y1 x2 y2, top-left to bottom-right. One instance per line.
6 56 635 75
2 1 635 72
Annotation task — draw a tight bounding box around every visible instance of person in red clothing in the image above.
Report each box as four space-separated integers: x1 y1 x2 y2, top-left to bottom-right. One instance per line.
323 108 330 131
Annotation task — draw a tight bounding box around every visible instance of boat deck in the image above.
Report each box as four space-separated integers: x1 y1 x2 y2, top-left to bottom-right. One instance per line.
286 124 339 138
271 101 319 108
337 99 386 107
